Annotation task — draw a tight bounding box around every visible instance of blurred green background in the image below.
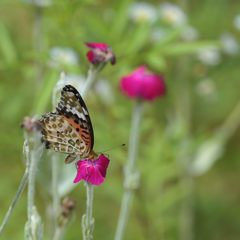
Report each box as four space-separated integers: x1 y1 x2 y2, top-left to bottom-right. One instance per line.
0 0 240 239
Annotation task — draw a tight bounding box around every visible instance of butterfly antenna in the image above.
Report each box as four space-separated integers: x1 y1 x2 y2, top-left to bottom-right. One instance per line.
100 144 126 153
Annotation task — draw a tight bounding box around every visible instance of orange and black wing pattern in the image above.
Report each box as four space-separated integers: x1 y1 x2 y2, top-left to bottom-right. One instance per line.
39 85 95 163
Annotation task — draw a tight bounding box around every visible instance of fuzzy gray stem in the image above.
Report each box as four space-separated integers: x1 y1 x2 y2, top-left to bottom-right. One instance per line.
115 100 143 240
0 170 28 235
81 63 105 99
52 154 60 231
86 183 94 228
53 226 64 240
114 190 133 240
127 100 143 172
27 152 38 232
82 183 94 240
26 134 43 239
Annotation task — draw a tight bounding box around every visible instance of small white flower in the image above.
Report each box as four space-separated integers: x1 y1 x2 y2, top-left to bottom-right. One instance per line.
181 26 199 41
233 15 240 30
129 2 157 24
159 2 187 26
220 33 239 55
196 78 216 97
22 0 52 7
197 47 221 66
49 47 79 68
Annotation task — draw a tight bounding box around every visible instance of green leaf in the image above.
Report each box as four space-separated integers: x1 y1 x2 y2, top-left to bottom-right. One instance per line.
162 41 220 56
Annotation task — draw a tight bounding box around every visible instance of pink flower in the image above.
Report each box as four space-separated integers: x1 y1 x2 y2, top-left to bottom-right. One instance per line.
73 154 110 186
21 116 41 132
120 66 166 101
86 42 116 65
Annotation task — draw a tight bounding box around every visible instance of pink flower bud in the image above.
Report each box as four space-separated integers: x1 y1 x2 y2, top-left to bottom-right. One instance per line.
73 154 110 186
21 116 41 132
85 42 116 65
120 66 166 101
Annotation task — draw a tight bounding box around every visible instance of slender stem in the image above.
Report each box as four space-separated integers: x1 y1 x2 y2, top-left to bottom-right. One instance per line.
53 226 64 240
26 134 43 239
0 170 28 235
82 183 94 240
81 63 105 98
115 100 143 240
27 150 38 225
86 183 94 228
52 154 60 231
126 100 143 172
114 191 133 240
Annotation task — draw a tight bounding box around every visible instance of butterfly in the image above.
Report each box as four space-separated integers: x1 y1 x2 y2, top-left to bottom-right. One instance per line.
39 85 97 164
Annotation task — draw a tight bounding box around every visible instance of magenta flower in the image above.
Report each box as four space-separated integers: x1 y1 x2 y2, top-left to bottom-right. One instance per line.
120 66 166 101
86 42 116 65
73 154 110 186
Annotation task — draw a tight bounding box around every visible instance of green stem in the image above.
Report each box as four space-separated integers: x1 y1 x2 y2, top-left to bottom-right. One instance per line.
126 100 143 172
82 183 94 240
52 154 60 231
28 155 36 221
81 63 106 98
86 183 94 229
0 169 28 235
53 226 64 240
25 133 43 239
115 100 143 240
115 191 133 240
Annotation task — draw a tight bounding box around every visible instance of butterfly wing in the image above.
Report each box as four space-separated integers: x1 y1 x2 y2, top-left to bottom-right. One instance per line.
39 112 89 163
56 85 94 154
39 85 95 163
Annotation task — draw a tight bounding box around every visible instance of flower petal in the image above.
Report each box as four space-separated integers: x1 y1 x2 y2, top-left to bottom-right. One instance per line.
120 65 166 101
85 42 116 65
96 154 110 178
86 166 105 185
73 154 110 186
86 42 109 51
73 160 88 183
86 50 95 63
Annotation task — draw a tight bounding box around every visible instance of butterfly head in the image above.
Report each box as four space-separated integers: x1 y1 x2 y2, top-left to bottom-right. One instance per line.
87 150 98 160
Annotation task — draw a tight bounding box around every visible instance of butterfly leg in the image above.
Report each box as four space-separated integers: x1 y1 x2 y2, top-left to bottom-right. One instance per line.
65 154 77 164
